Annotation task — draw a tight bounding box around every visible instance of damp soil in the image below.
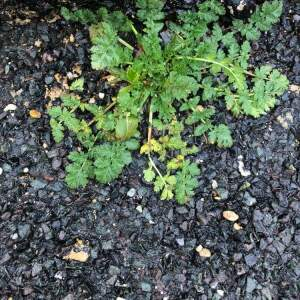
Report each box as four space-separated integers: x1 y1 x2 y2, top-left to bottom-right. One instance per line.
0 1 299 299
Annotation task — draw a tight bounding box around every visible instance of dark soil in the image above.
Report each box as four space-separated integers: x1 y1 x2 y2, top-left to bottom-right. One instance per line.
0 1 299 299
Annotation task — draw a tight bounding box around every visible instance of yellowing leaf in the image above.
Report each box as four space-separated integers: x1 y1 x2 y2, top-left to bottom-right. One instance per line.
34 39 42 47
223 210 239 222
140 139 162 154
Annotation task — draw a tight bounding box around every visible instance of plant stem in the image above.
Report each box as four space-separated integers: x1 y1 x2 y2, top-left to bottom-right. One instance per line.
176 56 243 90
148 154 165 183
147 104 153 145
131 24 138 36
104 100 116 112
118 37 134 51
146 103 166 185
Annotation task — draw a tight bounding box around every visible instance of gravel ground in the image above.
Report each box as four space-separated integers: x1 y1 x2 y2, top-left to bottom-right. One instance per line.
0 1 299 299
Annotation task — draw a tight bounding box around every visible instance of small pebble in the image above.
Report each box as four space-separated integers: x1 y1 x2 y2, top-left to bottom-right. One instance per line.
245 253 258 267
223 210 239 222
11 233 18 240
127 188 136 198
136 205 143 213
196 245 211 257
45 76 54 85
99 92 105 99
233 223 243 231
140 282 152 292
243 192 257 206
211 179 218 189
0 167 3 175
238 156 251 177
176 238 185 246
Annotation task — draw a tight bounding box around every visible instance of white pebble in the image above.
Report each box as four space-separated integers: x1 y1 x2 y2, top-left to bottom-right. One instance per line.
238 156 251 177
0 168 2 175
4 104 17 112
136 205 143 213
211 179 218 189
98 92 105 99
11 233 18 240
127 188 136 197
23 167 29 173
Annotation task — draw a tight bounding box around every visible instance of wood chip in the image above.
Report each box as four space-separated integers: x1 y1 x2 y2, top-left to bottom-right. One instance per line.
63 239 89 262
72 64 82 75
46 14 61 23
196 245 212 258
223 210 239 222
54 73 62 82
4 104 17 112
233 223 243 231
63 250 89 262
34 39 42 48
29 109 41 119
15 18 31 25
45 87 63 100
289 84 300 93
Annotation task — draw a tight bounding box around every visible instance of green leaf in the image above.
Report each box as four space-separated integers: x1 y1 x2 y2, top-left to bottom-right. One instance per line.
163 71 199 101
50 119 64 143
92 143 132 183
91 22 132 70
125 139 140 150
48 106 62 118
65 151 93 188
61 7 97 24
175 161 200 204
70 78 84 92
60 109 82 133
115 116 139 140
185 107 215 125
194 123 213 136
208 124 233 148
61 94 81 108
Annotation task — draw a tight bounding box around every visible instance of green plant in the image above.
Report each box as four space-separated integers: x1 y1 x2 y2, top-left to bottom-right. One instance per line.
49 0 288 204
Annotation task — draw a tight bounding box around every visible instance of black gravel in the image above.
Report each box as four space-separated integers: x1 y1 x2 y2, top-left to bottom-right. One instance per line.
0 1 299 299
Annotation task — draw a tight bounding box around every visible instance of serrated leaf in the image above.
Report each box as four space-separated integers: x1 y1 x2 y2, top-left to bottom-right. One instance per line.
93 143 132 183
70 77 84 92
50 119 64 143
61 94 81 108
208 124 233 148
48 106 62 118
175 161 200 204
65 151 93 188
143 168 156 182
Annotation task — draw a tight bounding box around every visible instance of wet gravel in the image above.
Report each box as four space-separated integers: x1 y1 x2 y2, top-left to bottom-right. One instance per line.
0 0 300 299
